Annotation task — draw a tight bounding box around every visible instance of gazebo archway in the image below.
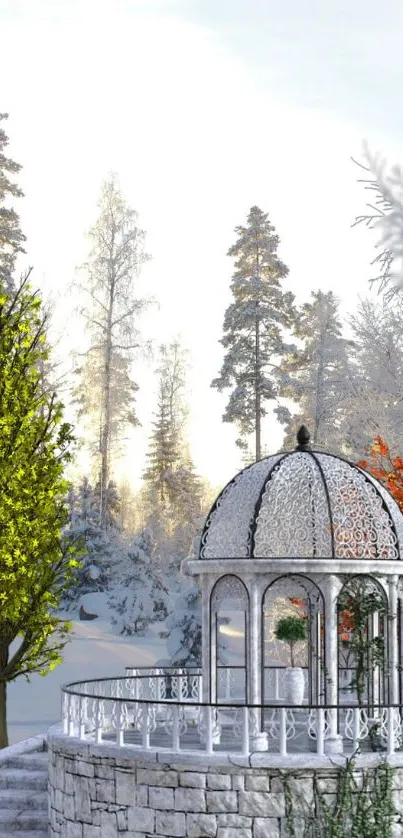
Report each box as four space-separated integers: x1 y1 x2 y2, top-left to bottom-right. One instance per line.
262 574 325 706
337 574 389 710
210 574 249 702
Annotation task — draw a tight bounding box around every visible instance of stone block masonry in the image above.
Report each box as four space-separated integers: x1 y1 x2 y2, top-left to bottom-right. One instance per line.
48 727 403 837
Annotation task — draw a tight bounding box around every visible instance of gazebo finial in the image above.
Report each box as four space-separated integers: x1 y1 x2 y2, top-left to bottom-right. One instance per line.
296 425 311 450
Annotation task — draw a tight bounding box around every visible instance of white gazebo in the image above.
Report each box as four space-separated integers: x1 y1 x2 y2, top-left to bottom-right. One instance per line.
50 425 403 838
184 425 403 753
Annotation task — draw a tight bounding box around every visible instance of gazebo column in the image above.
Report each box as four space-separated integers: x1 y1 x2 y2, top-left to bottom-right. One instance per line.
249 577 268 751
388 575 399 705
201 575 212 703
323 574 343 754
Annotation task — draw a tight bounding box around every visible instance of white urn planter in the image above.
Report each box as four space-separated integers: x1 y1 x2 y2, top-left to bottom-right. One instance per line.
284 667 305 705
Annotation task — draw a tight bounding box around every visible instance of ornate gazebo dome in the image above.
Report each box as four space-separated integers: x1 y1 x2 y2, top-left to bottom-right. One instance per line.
200 426 403 560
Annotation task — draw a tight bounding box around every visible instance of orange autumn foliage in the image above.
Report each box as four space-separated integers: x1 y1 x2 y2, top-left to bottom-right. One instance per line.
289 598 356 640
288 596 308 620
289 597 305 608
339 609 356 641
357 435 403 513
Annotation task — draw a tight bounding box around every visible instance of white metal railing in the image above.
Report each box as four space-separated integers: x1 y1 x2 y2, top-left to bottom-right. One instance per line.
60 670 403 758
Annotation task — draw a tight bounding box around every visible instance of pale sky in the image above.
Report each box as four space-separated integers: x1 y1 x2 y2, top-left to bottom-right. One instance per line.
1 0 403 492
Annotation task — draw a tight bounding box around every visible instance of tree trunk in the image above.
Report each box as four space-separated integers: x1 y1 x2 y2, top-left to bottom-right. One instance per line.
0 680 7 749
313 331 325 446
255 312 261 462
0 638 8 749
100 345 112 528
100 281 114 529
254 246 261 462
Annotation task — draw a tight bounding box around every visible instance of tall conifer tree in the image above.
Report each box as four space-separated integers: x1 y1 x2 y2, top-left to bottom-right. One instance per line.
143 341 203 564
144 341 191 507
62 476 123 607
276 290 353 451
344 297 403 456
71 174 150 528
0 113 26 292
211 206 295 460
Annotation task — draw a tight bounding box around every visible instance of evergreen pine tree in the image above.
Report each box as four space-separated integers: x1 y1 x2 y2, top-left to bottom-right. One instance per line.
276 290 354 450
164 519 225 666
107 531 170 635
0 113 26 293
165 584 202 665
143 375 181 506
344 297 403 456
164 458 204 558
62 476 123 608
143 341 204 567
0 119 64 426
211 206 296 460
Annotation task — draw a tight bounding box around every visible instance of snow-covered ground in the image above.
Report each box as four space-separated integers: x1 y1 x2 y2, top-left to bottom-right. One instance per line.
7 599 167 746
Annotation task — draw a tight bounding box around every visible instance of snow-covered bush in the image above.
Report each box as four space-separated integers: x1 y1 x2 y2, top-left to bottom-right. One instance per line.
163 523 204 665
61 477 125 610
165 583 202 665
107 530 170 636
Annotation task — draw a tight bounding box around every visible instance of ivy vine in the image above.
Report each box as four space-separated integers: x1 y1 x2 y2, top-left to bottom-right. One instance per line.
281 758 397 838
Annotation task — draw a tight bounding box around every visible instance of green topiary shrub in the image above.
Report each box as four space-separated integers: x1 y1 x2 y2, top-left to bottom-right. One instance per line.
274 616 307 667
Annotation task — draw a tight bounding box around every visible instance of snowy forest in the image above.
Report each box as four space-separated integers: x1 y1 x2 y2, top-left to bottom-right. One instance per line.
2 111 403 689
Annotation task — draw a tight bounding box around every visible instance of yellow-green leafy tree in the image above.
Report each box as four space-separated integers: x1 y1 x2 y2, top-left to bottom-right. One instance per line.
0 272 83 748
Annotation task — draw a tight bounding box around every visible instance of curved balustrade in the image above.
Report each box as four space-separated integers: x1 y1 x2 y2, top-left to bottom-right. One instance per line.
61 670 403 758
123 666 353 704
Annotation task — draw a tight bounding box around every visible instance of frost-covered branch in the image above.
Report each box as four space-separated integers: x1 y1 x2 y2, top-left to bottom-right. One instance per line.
352 145 403 301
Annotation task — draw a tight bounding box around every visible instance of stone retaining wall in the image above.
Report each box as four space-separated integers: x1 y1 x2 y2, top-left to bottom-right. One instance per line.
47 726 403 838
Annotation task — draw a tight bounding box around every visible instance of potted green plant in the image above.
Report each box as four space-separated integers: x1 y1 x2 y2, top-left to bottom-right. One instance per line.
274 616 307 705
